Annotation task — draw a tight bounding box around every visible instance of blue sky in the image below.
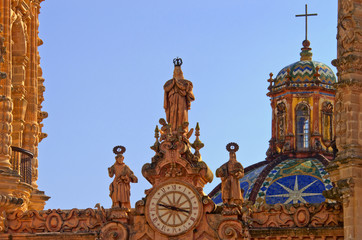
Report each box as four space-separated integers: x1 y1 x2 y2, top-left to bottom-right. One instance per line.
37 0 338 209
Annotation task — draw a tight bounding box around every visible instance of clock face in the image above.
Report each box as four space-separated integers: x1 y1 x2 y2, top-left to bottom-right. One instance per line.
146 182 202 236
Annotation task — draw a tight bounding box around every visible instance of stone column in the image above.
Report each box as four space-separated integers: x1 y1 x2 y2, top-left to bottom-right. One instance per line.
26 1 49 210
0 0 13 170
22 7 39 189
329 0 362 239
286 96 294 150
11 56 28 173
311 94 321 149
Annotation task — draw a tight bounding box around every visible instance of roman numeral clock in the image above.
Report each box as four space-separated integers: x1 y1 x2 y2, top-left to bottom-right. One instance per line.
145 182 202 236
141 114 213 238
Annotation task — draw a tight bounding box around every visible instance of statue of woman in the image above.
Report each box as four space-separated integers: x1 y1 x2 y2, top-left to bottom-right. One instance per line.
108 147 138 209
164 58 195 131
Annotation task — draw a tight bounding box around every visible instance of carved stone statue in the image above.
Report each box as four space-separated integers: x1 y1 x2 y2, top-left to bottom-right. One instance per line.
108 146 138 209
216 143 244 206
164 58 195 131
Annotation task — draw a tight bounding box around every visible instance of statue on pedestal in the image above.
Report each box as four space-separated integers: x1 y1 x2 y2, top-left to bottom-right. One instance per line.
108 146 138 209
163 57 195 131
216 143 244 206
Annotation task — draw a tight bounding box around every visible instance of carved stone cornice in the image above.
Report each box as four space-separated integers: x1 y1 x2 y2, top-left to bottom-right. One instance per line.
251 202 343 228
6 208 106 233
332 54 362 78
0 194 23 209
335 77 362 89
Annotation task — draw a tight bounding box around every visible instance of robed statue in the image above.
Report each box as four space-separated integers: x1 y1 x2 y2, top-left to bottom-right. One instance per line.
216 143 244 206
164 58 195 131
108 146 138 209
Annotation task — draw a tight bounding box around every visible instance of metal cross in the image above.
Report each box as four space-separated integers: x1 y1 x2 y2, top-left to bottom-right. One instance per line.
295 4 318 41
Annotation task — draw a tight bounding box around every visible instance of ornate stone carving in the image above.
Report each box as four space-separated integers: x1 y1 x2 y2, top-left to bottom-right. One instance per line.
142 119 213 189
217 219 249 240
251 203 343 228
335 0 362 78
332 54 362 76
0 97 13 160
276 102 286 141
108 146 138 210
323 177 354 207
99 222 128 240
6 207 107 233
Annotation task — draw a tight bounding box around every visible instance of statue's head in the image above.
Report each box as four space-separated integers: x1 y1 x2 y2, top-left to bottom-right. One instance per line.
115 154 124 164
159 118 167 126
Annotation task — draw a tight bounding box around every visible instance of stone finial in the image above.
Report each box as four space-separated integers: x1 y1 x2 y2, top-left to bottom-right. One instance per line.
108 146 138 210
191 122 204 160
314 66 321 85
286 68 291 86
300 40 313 61
267 72 274 91
150 125 160 152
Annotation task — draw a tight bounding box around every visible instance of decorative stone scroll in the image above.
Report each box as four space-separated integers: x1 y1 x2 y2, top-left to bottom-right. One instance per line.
143 119 213 189
251 203 343 228
5 207 107 233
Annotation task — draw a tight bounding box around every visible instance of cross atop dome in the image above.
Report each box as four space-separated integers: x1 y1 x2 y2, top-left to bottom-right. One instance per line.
295 4 318 41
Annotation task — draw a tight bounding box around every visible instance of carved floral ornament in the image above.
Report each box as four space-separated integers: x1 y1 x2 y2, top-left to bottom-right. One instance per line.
6 208 106 233
322 102 333 113
251 203 343 228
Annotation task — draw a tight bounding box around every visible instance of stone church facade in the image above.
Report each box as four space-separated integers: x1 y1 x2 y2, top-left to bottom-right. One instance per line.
0 0 360 239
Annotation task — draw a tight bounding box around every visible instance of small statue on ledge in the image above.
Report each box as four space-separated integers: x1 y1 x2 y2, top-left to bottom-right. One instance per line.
216 142 244 206
108 146 138 209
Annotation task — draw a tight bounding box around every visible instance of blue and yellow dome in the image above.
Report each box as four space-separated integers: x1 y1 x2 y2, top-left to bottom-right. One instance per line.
210 157 333 206
273 40 336 90
275 61 336 88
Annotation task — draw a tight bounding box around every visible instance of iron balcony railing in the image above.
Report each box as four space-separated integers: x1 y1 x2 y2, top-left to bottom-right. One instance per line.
10 146 32 185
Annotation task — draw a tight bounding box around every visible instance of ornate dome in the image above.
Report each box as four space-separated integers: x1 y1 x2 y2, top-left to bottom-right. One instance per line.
272 40 336 91
275 61 336 88
210 157 333 206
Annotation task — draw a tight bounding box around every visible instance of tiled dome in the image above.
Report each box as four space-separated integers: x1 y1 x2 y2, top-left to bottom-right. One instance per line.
274 61 336 89
210 157 333 206
273 40 336 90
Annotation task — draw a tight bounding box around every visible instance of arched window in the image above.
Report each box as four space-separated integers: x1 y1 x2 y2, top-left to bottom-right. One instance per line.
296 103 310 150
322 102 333 143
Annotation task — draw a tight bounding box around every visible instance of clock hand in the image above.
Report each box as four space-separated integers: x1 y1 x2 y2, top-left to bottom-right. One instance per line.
171 206 190 213
158 203 190 213
157 203 173 210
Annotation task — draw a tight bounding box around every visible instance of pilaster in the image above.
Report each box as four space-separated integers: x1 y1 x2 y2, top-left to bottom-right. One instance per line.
329 0 362 239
